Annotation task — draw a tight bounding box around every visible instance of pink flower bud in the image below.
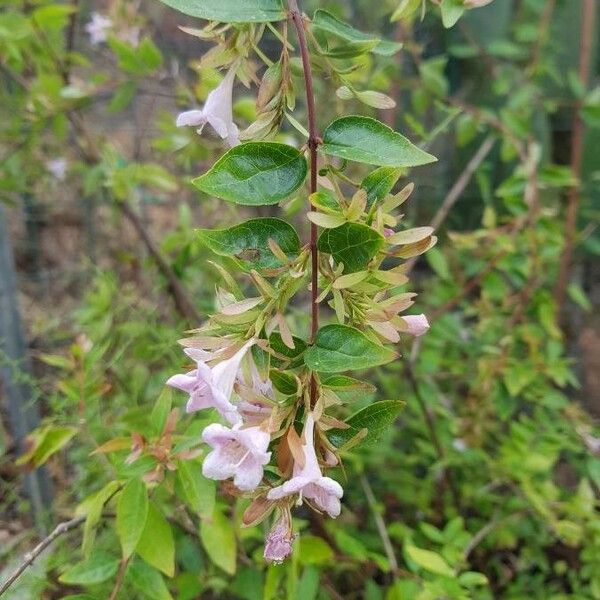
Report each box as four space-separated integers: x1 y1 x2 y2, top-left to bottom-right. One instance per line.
264 506 295 563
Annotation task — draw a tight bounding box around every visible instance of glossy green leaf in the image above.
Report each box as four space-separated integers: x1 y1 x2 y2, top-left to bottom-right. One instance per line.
197 218 300 271
177 461 215 520
328 400 405 448
136 503 175 577
127 559 173 600
317 223 384 273
270 369 298 395
193 142 307 206
304 325 397 373
155 0 285 22
298 536 335 565
116 479 148 559
361 167 403 208
312 10 402 56
321 116 437 167
200 509 237 575
59 553 119 585
405 544 455 577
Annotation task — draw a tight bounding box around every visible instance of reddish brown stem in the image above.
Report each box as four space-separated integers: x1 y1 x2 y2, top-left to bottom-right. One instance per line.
288 0 319 403
554 0 596 311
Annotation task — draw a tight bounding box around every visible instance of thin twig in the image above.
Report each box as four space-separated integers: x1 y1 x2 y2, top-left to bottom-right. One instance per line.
0 515 85 597
108 556 130 600
288 0 320 406
359 474 399 576
554 0 597 312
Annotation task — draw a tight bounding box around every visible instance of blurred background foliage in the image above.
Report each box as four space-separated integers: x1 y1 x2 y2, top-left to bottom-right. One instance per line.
1 0 600 598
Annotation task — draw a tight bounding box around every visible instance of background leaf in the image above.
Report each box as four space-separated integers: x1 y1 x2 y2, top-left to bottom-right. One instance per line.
155 0 285 22
200 509 237 575
116 479 148 559
136 503 175 577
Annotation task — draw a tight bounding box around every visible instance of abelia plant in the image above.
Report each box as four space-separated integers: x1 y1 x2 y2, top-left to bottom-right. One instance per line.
158 0 448 562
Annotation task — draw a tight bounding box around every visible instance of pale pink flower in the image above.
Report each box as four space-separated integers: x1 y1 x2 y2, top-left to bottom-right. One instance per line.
264 506 295 563
85 13 112 45
166 340 254 425
383 228 395 238
46 158 68 181
267 414 343 518
401 313 430 337
176 68 239 147
202 423 271 491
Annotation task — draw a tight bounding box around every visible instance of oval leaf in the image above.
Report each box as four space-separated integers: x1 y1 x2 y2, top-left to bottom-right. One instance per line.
304 324 397 373
136 503 175 577
328 400 405 448
116 479 148 559
200 509 237 575
156 0 285 22
405 544 455 577
59 553 119 586
321 116 437 167
317 223 384 273
193 142 307 206
177 461 216 520
361 167 403 208
198 218 301 271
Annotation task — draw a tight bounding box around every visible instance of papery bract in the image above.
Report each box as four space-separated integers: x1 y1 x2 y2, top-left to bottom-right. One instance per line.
202 423 271 491
267 413 343 518
176 67 239 147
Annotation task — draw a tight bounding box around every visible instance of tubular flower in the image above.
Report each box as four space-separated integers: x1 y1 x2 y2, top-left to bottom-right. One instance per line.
166 340 254 425
264 505 295 563
267 414 343 518
202 423 271 491
176 67 240 147
401 313 430 337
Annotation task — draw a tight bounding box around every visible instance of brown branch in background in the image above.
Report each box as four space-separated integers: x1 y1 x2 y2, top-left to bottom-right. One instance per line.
554 0 597 312
529 0 556 72
64 0 80 83
0 515 86 597
108 556 131 600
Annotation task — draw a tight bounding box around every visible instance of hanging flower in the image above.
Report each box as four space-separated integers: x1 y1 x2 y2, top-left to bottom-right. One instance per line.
401 314 430 337
85 13 112 45
264 505 295 563
176 68 240 147
202 423 271 491
166 340 254 425
267 414 343 518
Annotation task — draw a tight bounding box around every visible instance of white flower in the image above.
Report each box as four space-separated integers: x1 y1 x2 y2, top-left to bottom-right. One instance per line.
267 414 343 518
46 158 68 181
166 340 254 425
202 423 271 491
85 13 112 45
176 68 239 147
401 314 430 337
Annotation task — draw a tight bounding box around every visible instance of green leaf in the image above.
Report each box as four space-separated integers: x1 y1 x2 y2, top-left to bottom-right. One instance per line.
405 544 455 577
317 223 384 273
312 10 402 56
177 461 216 520
304 325 397 373
77 481 120 558
321 375 376 402
328 400 405 448
321 116 436 167
440 0 465 28
127 559 174 600
298 536 334 565
270 369 298 395
16 425 77 467
197 218 300 271
59 552 119 585
116 479 148 560
136 503 175 577
200 509 237 575
361 167 403 208
193 142 307 206
155 0 285 22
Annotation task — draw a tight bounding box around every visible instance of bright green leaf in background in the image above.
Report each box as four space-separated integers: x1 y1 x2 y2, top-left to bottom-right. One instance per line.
136 503 175 577
298 536 335 565
155 0 285 22
193 142 307 206
16 425 77 468
197 218 301 271
200 509 237 575
405 544 456 577
317 222 384 273
328 400 405 448
127 558 174 600
116 479 148 559
440 0 465 28
312 10 402 56
59 552 119 586
304 324 397 373
321 116 437 167
177 460 216 520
